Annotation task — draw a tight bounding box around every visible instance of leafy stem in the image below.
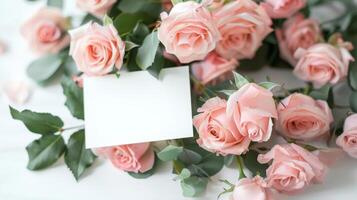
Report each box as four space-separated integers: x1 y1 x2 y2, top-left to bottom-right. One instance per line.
236 155 246 179
60 124 84 133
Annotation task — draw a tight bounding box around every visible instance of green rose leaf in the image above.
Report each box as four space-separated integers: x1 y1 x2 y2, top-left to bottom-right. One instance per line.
26 135 66 170
47 0 63 9
242 150 268 177
114 12 149 35
348 63 357 91
157 145 184 162
309 85 334 107
61 76 84 120
118 0 147 13
64 129 96 181
233 71 249 89
178 148 203 165
180 176 208 197
27 53 65 84
136 31 160 70
349 91 357 112
10 106 64 135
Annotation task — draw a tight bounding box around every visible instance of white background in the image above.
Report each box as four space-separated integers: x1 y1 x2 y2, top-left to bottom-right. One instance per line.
1 0 357 200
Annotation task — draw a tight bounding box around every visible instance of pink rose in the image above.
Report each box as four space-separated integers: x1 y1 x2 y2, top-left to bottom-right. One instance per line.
161 0 173 12
193 97 250 155
21 7 70 55
294 43 354 88
261 0 306 19
230 176 274 200
69 22 125 76
276 13 321 65
258 143 327 194
214 0 272 59
227 83 278 143
96 143 155 173
76 0 116 17
276 93 333 141
158 1 220 63
191 52 238 85
337 114 357 158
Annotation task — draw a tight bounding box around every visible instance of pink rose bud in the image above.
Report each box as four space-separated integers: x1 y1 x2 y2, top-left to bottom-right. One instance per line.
158 1 220 63
69 22 125 76
76 0 117 17
336 114 357 158
276 13 321 65
258 143 327 194
21 7 70 55
227 83 278 143
261 0 306 19
193 97 250 155
231 176 275 200
276 93 333 141
294 43 354 88
95 143 155 173
214 0 272 60
191 52 238 85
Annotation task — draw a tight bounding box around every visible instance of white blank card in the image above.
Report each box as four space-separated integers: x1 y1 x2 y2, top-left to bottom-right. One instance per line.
83 66 193 148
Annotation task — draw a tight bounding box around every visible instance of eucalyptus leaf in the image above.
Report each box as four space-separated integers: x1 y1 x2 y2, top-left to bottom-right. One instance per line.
148 49 165 78
47 0 63 9
157 145 183 162
224 155 235 167
27 53 65 84
128 22 150 44
64 129 96 180
178 148 202 165
125 41 139 51
136 31 160 70
196 153 224 176
180 176 208 197
81 13 102 25
61 76 84 120
118 0 146 13
26 135 66 170
233 71 249 89
220 90 236 96
102 14 113 25
177 168 191 180
309 85 334 107
10 106 64 135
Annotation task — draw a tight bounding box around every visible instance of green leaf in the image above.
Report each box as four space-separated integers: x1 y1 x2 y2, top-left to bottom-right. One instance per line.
258 82 280 91
180 176 208 197
26 135 66 170
81 13 102 25
114 12 149 35
128 22 150 44
348 63 357 91
350 91 357 112
118 0 146 13
136 31 160 70
64 129 96 180
125 41 139 51
147 48 165 78
61 76 84 120
27 54 64 84
157 145 183 162
196 153 224 176
219 89 236 96
309 85 334 107
233 71 249 89
47 0 63 9
177 168 191 180
102 14 113 25
242 150 268 177
178 148 203 165
128 156 158 179
10 107 64 135
224 155 235 167
62 56 78 76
